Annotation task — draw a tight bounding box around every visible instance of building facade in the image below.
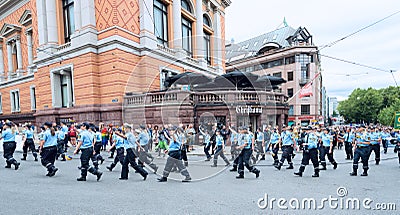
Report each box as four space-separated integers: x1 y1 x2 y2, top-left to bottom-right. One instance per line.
0 0 231 126
225 26 323 126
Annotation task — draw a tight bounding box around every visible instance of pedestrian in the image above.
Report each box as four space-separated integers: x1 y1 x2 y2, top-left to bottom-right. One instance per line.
157 126 192 182
235 127 260 179
137 125 158 173
68 123 78 147
342 127 355 160
394 132 400 166
269 128 281 166
93 126 105 165
1 122 20 170
178 126 189 167
106 128 125 171
380 129 391 154
229 127 242 172
39 122 58 177
199 125 211 161
155 125 169 158
186 124 196 152
60 122 69 152
21 124 38 161
229 126 239 161
369 127 381 165
275 126 297 170
350 126 372 176
211 130 230 167
108 124 115 158
318 128 338 170
56 126 67 161
255 128 264 161
262 125 272 156
294 127 320 177
74 123 103 181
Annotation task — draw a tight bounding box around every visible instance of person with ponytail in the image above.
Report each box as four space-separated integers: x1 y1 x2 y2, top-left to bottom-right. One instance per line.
39 122 58 177
1 121 20 170
21 124 38 161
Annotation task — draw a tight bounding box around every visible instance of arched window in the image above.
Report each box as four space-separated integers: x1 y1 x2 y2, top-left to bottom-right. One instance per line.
181 0 192 13
203 15 211 28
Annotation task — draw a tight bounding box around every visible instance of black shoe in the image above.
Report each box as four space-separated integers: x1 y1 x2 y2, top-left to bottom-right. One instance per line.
274 164 281 170
21 157 27 161
182 177 191 182
229 168 237 172
225 163 231 167
375 161 380 165
312 173 319 177
157 177 167 182
108 156 113 159
106 166 113 171
260 156 265 160
34 157 38 162
14 162 20 170
361 172 368 176
119 177 128 180
294 171 303 177
205 158 211 161
211 164 217 167
48 168 58 177
101 158 105 164
153 166 158 174
5 165 11 169
61 158 66 161
286 165 294 170
349 172 357 176
345 158 351 160
97 172 103 181
292 154 296 159
254 170 260 178
77 177 86 181
319 166 327 170
333 163 338 169
236 174 244 179
143 174 147 181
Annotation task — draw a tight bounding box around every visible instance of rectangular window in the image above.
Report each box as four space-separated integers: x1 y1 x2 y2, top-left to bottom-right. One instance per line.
30 86 36 110
10 89 20 112
273 72 282 77
204 31 211 65
301 105 310 115
63 0 75 43
288 105 294 116
287 71 293 81
154 0 168 46
285 56 295 64
182 17 192 56
61 75 69 108
287 88 294 98
51 68 74 108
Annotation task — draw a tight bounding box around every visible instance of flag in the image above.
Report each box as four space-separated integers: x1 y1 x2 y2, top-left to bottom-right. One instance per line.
299 82 313 98
283 17 288 27
395 112 400 129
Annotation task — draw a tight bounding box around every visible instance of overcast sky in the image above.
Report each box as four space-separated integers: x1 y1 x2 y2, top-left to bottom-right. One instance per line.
225 0 400 101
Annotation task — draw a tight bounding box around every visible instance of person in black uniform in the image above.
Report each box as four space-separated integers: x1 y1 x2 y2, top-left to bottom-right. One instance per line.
39 122 58 177
235 127 260 179
350 126 371 176
294 127 320 177
1 122 20 170
21 124 38 161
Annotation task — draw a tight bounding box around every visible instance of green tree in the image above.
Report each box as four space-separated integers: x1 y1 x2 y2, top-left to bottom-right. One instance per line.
378 99 400 126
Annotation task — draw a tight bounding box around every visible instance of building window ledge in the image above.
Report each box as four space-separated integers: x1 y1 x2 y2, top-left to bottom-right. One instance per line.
157 44 176 55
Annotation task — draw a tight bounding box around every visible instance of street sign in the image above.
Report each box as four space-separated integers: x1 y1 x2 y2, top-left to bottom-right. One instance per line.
394 111 400 129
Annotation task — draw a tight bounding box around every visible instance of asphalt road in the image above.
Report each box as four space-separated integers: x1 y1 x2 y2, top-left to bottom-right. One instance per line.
0 147 399 215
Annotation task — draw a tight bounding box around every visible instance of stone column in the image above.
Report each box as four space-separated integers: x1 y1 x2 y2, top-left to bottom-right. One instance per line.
195 0 206 67
15 36 23 76
65 73 73 107
139 0 157 49
7 42 13 79
71 0 97 47
74 0 82 31
0 42 4 81
213 8 223 74
36 0 48 46
81 0 96 28
46 0 58 45
172 0 183 50
26 32 33 66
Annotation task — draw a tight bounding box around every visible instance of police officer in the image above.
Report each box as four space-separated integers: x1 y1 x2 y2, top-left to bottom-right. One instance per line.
229 126 239 161
39 122 58 177
1 122 20 170
137 125 158 173
74 123 103 181
269 128 281 166
294 127 320 177
199 125 212 161
369 127 381 165
117 124 148 180
343 127 355 160
350 126 371 176
380 129 391 154
21 124 38 161
106 128 125 171
229 127 242 172
262 125 272 157
393 131 400 166
60 122 69 152
56 126 66 161
275 126 297 170
255 128 264 161
178 126 189 167
318 128 338 170
211 130 230 167
92 126 105 165
235 127 260 179
157 126 191 182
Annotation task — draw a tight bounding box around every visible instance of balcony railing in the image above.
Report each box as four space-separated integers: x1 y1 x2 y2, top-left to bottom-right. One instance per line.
57 42 71 52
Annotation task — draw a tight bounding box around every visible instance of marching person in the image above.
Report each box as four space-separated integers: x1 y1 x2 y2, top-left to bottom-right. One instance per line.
229 126 239 161
157 126 192 182
269 128 281 166
342 127 355 160
211 130 230 167
1 122 20 170
93 126 105 165
155 125 169 158
235 127 260 179
199 125 212 161
275 126 297 170
116 124 148 180
56 126 66 161
369 127 381 165
318 128 338 170
21 124 38 161
350 126 371 176
394 131 400 166
255 128 264 161
60 122 69 152
380 129 391 154
74 123 103 181
294 127 320 177
39 122 58 177
106 128 125 171
178 126 189 167
137 125 158 173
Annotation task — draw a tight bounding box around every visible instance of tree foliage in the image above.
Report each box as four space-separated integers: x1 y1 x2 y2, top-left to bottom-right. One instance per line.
338 86 400 124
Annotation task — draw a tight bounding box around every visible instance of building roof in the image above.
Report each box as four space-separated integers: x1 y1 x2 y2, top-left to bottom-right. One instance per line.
226 26 312 63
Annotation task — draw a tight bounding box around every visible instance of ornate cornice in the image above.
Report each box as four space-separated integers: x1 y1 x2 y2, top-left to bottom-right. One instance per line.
0 0 30 21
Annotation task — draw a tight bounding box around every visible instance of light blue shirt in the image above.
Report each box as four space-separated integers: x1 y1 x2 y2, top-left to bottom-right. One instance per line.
23 129 34 139
270 132 280 144
256 131 264 142
124 132 137 149
78 130 94 149
216 135 224 146
61 125 68 135
2 128 17 142
95 132 102 143
356 132 370 147
370 132 380 145
230 132 237 143
138 131 149 146
203 133 210 145
343 132 355 142
321 133 331 147
245 133 253 149
169 134 181 151
115 136 124 149
57 130 65 141
281 131 294 146
306 133 319 149
41 129 57 147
